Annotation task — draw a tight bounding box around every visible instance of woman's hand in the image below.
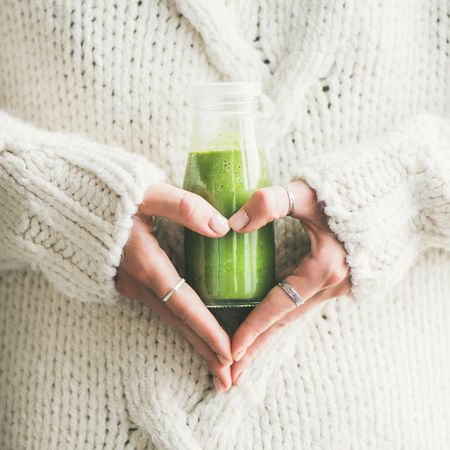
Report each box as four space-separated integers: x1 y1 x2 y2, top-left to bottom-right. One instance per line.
115 182 233 392
228 179 351 385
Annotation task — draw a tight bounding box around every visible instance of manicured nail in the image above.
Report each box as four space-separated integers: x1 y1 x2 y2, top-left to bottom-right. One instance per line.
209 213 230 235
229 209 249 231
235 372 243 385
213 376 226 393
216 353 232 366
233 349 245 361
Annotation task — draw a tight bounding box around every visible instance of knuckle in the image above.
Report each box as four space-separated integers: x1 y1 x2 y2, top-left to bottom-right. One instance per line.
179 192 199 223
253 189 275 218
134 262 155 286
134 265 150 285
310 241 349 287
135 249 164 285
325 264 348 287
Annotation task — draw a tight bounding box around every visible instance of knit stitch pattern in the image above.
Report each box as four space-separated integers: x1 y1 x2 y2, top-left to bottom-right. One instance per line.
0 0 449 449
297 114 450 302
0 111 165 303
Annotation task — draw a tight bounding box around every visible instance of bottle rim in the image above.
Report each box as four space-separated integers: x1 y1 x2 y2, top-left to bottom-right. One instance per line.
188 81 262 100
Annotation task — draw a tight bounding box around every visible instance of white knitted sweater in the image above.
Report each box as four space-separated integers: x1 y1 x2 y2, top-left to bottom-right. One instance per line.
1 1 449 449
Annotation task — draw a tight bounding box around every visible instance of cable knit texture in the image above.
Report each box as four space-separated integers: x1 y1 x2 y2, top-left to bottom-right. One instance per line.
297 114 450 302
0 1 449 449
0 111 165 303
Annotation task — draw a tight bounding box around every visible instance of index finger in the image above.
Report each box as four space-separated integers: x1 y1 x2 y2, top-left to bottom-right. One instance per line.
231 257 325 361
124 218 233 365
139 182 230 238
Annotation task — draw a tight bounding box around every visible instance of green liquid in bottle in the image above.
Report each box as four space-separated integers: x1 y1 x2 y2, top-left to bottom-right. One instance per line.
183 148 275 308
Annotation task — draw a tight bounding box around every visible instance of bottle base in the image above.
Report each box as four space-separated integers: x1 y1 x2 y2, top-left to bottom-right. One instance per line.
210 306 254 335
203 299 261 308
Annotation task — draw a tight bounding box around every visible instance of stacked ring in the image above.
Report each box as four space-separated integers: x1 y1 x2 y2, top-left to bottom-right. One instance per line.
278 279 304 307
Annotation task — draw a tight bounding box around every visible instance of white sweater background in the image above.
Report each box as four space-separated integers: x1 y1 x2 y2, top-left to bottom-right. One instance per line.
0 1 449 449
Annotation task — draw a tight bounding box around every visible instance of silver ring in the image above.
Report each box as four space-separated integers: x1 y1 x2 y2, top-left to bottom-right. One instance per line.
161 278 185 303
278 279 304 307
282 185 295 216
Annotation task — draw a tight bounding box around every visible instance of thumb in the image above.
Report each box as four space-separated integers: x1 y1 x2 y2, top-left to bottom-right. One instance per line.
228 186 291 233
139 182 230 238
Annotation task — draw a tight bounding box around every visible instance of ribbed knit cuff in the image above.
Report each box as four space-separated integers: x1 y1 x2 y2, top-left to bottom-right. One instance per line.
0 111 165 303
295 114 448 302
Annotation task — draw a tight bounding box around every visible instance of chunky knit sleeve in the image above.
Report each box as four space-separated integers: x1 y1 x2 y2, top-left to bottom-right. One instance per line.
0 110 165 303
296 114 450 302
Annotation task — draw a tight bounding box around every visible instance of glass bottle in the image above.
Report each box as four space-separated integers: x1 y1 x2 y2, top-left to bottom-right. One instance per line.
183 82 275 308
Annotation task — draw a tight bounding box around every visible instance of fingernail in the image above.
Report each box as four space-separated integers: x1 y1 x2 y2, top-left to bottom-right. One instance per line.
229 209 249 231
213 376 226 393
233 349 245 362
235 372 243 385
209 213 230 235
216 353 232 366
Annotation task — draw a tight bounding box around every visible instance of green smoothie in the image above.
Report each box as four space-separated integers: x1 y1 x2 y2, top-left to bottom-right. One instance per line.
183 148 275 307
